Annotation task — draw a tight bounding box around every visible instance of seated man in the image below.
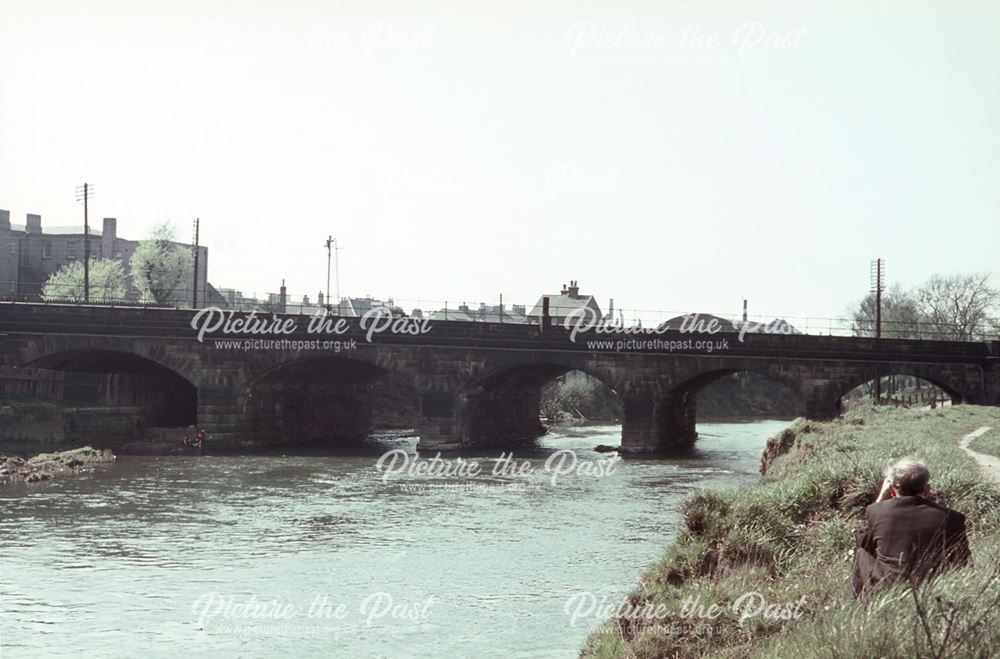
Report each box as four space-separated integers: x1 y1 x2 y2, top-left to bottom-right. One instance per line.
851 458 970 597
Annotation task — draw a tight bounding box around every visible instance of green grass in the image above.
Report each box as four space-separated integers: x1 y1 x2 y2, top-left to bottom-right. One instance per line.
581 405 1000 659
969 429 1000 459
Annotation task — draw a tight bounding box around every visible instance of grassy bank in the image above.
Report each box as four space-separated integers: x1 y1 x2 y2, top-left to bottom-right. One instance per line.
969 432 1000 459
582 405 1000 658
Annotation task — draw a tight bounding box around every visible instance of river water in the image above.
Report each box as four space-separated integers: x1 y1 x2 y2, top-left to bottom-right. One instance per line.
0 420 788 658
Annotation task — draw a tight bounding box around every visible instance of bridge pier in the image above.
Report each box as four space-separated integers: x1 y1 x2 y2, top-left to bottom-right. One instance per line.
464 387 546 448
417 391 468 451
620 392 697 454
197 385 253 449
802 381 844 421
416 387 547 452
805 396 842 421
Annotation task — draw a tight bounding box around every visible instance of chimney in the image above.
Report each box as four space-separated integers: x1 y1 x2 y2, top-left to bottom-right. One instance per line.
742 299 748 322
608 297 614 320
567 280 579 299
278 279 287 313
102 218 117 260
101 217 118 259
0 209 9 231
26 213 41 234
318 291 324 306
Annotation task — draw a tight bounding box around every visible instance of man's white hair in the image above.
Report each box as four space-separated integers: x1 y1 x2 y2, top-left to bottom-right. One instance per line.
885 458 931 495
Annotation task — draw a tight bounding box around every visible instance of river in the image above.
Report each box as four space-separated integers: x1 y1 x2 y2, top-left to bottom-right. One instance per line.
0 420 789 658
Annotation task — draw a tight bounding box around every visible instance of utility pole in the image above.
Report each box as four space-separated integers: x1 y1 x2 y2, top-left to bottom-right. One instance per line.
870 258 885 401
75 183 94 302
192 218 200 308
334 238 340 303
325 236 333 312
324 236 342 312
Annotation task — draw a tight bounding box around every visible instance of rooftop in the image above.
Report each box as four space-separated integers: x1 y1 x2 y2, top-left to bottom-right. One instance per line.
9 224 102 236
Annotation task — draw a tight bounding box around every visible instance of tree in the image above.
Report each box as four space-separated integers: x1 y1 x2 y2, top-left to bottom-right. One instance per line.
41 258 127 302
914 273 999 340
129 223 193 305
851 284 925 339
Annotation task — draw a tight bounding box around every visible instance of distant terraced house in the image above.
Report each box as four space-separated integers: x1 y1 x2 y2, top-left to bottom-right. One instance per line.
528 281 604 324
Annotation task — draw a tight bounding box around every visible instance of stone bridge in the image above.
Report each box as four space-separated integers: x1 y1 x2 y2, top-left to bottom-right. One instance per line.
2 303 998 453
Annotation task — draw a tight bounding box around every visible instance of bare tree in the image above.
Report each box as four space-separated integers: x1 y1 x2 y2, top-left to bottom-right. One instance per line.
914 273 999 340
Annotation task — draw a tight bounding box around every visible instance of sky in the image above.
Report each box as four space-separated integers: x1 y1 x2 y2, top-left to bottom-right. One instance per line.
1 0 998 325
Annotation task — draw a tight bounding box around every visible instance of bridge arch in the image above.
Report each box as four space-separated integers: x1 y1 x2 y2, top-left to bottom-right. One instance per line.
25 347 198 429
242 351 422 447
621 366 808 453
20 334 201 385
672 368 807 416
837 368 967 408
446 359 622 449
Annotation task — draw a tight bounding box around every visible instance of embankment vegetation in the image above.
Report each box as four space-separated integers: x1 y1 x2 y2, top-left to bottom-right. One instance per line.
582 405 1000 658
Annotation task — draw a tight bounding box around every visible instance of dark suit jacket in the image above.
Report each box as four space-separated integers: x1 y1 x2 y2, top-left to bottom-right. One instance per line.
853 496 970 594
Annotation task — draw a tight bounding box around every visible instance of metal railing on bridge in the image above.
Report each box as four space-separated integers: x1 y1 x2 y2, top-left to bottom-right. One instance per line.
2 282 998 343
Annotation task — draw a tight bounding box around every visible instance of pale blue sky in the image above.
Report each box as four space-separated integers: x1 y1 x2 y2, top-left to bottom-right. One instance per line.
1 0 997 322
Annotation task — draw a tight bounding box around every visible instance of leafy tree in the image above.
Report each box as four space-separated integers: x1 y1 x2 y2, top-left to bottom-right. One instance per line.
130 222 194 305
851 284 924 339
41 258 127 302
915 273 999 340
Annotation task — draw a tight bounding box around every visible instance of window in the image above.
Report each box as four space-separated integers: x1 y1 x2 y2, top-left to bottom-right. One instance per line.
7 240 15 254
42 241 52 259
66 241 77 260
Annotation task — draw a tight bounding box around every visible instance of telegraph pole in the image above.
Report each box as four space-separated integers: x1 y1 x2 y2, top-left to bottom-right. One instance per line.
870 258 885 401
75 183 94 302
334 237 341 303
324 236 342 312
325 236 333 311
192 218 200 308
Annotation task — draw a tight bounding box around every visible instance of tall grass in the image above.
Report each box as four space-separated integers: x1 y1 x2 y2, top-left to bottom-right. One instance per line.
581 405 1000 659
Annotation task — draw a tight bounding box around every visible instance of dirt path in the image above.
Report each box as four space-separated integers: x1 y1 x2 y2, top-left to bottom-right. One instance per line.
959 426 1000 485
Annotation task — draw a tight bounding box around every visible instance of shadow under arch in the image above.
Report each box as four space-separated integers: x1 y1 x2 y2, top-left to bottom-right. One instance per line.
26 348 197 427
462 361 622 448
674 368 807 419
838 370 965 410
656 368 807 452
244 354 420 447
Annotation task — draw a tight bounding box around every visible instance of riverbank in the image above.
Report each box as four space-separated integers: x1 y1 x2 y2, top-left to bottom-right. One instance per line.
581 405 1000 658
0 446 116 485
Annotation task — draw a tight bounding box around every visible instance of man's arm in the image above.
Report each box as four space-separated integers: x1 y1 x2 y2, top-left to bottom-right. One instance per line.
857 505 877 554
946 512 971 567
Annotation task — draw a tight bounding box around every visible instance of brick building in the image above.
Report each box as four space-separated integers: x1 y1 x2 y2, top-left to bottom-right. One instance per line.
0 210 208 306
